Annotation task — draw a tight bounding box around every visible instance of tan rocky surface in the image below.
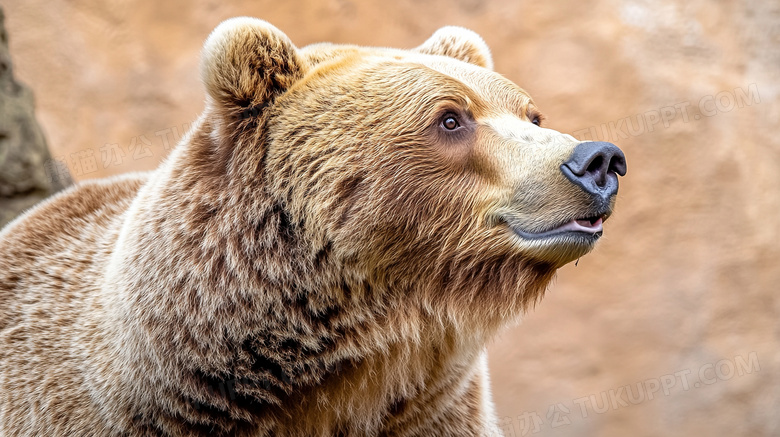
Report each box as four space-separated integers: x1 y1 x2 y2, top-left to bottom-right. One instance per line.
3 1 778 435
0 6 70 227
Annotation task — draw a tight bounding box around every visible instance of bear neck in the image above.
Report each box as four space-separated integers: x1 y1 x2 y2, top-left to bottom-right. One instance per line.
103 116 555 433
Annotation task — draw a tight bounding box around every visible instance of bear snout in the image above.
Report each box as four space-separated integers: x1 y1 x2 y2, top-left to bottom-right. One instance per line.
560 141 627 202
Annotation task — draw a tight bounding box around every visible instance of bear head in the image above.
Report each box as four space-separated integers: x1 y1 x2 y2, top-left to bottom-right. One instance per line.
180 17 625 331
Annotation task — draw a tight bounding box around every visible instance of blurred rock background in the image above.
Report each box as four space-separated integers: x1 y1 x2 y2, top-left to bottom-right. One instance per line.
2 1 778 435
0 7 70 227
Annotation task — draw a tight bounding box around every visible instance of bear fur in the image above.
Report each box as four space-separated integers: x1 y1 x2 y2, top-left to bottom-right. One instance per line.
0 18 622 436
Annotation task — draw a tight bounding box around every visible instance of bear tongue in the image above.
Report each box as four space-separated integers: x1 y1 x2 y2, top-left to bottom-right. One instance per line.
574 217 603 232
553 217 603 234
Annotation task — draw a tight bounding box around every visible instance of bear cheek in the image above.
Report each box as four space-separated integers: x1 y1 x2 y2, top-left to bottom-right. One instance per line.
428 127 475 168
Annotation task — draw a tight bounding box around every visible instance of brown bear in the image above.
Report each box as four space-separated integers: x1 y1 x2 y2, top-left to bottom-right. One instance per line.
0 17 625 436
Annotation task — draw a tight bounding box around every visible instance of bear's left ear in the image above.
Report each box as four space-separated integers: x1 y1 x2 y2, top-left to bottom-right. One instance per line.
200 17 306 114
414 26 493 70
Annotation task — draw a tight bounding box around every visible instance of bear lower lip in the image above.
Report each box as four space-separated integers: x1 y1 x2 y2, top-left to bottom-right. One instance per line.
510 215 605 240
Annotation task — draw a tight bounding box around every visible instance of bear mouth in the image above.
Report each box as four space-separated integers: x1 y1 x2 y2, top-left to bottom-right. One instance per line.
510 214 608 240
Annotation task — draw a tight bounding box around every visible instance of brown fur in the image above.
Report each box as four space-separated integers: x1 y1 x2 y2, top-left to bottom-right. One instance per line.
0 18 618 436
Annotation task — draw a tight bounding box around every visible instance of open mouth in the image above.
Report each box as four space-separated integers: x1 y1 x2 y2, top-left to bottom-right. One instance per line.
510 214 608 240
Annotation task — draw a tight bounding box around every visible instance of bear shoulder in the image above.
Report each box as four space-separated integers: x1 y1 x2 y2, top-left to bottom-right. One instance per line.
0 173 148 327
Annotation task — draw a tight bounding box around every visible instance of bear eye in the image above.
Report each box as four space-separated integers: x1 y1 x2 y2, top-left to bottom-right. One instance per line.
442 115 460 130
528 110 544 127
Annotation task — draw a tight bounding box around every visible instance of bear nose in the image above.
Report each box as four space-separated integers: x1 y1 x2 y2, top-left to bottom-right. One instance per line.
560 141 627 200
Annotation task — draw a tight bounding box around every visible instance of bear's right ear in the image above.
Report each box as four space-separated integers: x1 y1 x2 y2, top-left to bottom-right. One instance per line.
200 17 306 114
414 26 493 70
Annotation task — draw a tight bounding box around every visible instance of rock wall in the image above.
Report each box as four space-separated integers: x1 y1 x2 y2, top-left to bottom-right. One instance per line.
3 1 778 435
0 6 70 227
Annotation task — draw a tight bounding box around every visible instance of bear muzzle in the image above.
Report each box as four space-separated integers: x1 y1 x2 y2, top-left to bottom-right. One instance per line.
504 141 626 244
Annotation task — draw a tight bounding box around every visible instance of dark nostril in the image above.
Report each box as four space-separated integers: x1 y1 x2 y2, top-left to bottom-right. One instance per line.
561 141 627 199
586 155 604 176
608 154 627 177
